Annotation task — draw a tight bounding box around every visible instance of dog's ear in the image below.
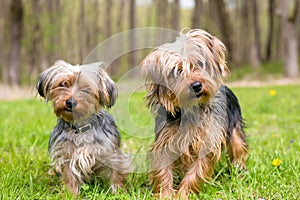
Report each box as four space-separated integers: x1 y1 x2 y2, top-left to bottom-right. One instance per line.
211 36 230 78
141 55 167 108
141 58 158 107
36 66 56 99
36 70 48 98
97 68 118 108
187 29 230 78
36 60 72 99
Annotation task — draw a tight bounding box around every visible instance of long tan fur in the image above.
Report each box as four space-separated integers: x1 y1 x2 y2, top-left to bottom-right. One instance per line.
36 60 131 195
141 29 247 199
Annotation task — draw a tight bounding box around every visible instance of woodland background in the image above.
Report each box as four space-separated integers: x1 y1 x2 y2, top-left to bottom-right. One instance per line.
0 0 299 86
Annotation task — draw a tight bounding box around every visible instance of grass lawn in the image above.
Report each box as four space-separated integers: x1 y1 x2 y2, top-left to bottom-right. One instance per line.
0 84 299 199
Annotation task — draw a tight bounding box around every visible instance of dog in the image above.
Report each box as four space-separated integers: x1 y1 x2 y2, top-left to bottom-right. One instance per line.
141 29 248 198
36 60 131 195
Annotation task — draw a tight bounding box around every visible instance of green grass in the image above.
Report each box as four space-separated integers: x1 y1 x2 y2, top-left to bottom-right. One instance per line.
0 85 300 199
228 62 284 82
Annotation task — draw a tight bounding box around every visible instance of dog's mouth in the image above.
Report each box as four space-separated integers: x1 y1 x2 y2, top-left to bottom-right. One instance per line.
188 92 203 100
60 108 85 123
64 108 73 112
63 108 83 116
184 93 203 103
195 92 203 98
184 91 209 105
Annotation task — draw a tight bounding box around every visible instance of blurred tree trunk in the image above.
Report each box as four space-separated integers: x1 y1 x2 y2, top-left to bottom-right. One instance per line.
146 1 154 27
83 0 99 56
155 0 169 27
78 0 85 61
92 0 100 44
29 0 42 80
208 0 219 34
0 0 8 83
240 0 251 65
212 0 237 64
277 0 300 78
191 0 202 29
171 0 180 30
143 3 155 59
111 0 126 77
117 0 126 33
8 0 23 86
250 0 262 67
46 0 61 64
265 0 275 62
105 0 112 38
129 0 137 68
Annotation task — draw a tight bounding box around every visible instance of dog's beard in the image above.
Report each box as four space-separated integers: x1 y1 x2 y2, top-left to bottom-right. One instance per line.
53 98 99 123
170 75 219 109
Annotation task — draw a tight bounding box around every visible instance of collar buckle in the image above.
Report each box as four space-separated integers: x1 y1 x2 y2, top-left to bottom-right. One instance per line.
77 124 92 134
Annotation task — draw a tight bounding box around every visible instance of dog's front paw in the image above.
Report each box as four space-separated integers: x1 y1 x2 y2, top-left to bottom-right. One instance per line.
111 183 124 193
152 188 176 200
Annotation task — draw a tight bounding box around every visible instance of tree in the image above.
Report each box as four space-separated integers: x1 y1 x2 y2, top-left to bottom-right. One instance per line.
129 0 137 68
0 0 7 83
250 0 262 67
8 0 23 86
191 0 202 29
105 0 112 38
265 0 275 62
239 0 251 65
29 0 42 79
212 0 236 64
276 0 300 78
46 0 61 65
111 0 126 77
78 0 86 61
117 0 126 33
155 0 169 27
171 0 180 30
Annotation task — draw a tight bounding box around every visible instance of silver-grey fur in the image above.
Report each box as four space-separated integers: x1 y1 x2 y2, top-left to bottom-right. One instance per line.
36 60 131 195
49 111 131 194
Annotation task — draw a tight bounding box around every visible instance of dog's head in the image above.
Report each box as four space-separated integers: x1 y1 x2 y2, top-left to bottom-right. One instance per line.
141 29 229 115
36 60 117 123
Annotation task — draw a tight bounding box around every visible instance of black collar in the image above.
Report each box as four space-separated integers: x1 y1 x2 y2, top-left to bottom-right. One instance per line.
166 109 181 121
157 106 182 122
65 122 92 134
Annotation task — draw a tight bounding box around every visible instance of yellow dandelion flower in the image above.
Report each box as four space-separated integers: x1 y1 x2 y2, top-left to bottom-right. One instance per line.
269 89 276 96
272 158 282 167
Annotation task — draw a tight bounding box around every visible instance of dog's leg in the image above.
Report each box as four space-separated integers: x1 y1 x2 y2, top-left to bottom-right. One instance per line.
62 164 81 195
98 150 131 193
150 163 175 198
177 153 215 198
223 85 248 170
227 127 248 169
150 124 179 198
110 169 126 193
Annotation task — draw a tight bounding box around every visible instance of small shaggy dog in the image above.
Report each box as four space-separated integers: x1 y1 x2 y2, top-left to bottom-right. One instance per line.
36 60 131 195
141 29 248 198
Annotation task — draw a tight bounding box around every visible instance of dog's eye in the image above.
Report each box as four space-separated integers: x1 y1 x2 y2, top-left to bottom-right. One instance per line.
197 60 208 69
197 60 204 68
171 68 182 76
81 87 91 94
176 69 183 78
59 81 68 88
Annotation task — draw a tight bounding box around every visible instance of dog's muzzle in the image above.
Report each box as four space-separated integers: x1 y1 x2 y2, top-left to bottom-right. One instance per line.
66 98 78 109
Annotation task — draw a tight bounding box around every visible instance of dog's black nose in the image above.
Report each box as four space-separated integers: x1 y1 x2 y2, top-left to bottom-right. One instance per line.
190 82 202 93
66 98 77 109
